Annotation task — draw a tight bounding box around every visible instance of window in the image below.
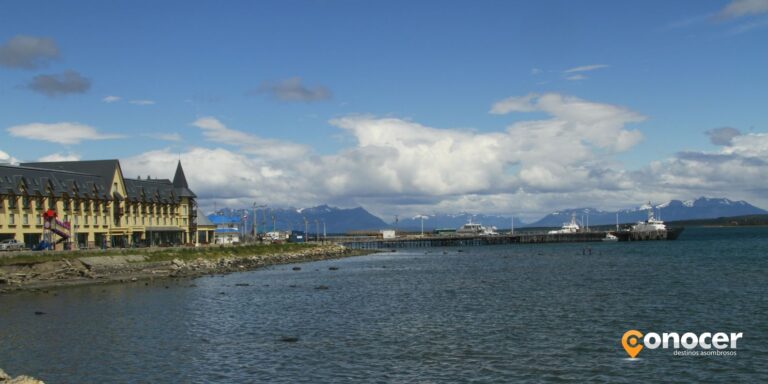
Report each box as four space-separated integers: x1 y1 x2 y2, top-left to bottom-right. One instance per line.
142 217 145 225
23 214 29 225
182 205 187 215
22 196 30 209
85 216 89 225
36 215 42 225
9 214 15 225
103 215 107 225
183 218 187 225
133 217 136 225
74 217 79 225
64 214 69 223
9 197 16 209
94 216 98 225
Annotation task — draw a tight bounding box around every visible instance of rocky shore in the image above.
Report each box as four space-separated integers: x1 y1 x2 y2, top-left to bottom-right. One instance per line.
0 244 369 294
0 369 44 384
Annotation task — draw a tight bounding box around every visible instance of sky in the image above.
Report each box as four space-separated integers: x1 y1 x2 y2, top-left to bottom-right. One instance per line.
1 0 767 221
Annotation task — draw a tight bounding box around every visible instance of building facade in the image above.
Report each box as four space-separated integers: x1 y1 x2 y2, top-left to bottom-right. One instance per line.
0 160 197 249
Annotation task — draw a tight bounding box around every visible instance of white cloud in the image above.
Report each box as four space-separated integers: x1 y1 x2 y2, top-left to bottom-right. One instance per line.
103 95 121 103
6 122 125 145
490 94 540 114
530 68 543 75
144 133 182 142
565 74 587 81
37 152 81 162
719 0 768 19
129 99 155 105
191 117 309 159
564 64 609 73
115 95 768 218
0 150 19 165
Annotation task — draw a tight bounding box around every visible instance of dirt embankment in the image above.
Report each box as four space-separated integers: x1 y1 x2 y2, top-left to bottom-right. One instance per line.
0 244 367 294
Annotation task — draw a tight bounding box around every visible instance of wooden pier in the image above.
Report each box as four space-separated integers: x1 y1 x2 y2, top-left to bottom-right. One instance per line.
335 229 682 250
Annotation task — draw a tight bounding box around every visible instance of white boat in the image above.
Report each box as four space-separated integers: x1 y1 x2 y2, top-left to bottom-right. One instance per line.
602 233 619 242
456 219 498 236
548 213 581 234
632 202 667 232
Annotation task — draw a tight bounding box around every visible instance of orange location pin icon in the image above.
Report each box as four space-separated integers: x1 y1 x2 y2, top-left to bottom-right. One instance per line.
622 330 644 358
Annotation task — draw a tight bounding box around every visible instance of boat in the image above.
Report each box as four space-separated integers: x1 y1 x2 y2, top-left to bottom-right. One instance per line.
548 213 581 234
602 233 619 242
615 202 685 241
456 219 498 236
631 203 667 232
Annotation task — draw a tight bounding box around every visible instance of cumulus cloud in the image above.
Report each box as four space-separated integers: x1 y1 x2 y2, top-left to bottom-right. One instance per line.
0 150 19 165
706 127 741 145
103 95 121 103
37 152 81 162
491 93 645 151
564 64 609 73
719 0 768 19
253 77 332 102
7 122 124 144
0 35 59 69
115 94 768 218
26 70 91 97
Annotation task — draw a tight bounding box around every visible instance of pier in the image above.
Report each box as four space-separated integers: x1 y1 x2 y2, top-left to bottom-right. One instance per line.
335 229 680 249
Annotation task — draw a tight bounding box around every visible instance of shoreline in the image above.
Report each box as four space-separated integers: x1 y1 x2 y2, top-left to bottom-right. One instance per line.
0 244 374 295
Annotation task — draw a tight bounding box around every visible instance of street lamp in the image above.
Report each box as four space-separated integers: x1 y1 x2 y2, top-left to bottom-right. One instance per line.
414 215 428 237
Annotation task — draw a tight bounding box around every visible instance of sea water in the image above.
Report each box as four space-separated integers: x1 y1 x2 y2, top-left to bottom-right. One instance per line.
1 227 766 383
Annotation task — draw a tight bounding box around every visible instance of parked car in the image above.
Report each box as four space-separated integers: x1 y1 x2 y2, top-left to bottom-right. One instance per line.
0 239 25 251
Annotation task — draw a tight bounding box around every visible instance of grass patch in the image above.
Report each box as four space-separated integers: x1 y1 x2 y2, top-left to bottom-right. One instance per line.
0 243 320 267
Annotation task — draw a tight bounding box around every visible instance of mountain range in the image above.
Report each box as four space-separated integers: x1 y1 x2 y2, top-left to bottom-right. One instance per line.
209 197 766 234
527 197 767 228
210 205 387 234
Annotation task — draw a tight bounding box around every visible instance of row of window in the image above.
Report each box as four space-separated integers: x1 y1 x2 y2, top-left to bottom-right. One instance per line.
0 198 188 216
0 213 190 228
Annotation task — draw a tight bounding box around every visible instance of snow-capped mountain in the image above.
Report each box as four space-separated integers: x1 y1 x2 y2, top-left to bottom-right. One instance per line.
210 204 388 234
527 197 767 228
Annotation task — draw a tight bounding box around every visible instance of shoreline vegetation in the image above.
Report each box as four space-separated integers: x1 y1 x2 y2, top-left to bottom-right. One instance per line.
0 243 372 294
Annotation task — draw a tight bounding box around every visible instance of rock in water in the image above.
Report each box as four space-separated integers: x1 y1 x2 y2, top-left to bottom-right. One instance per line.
328 267 339 271
280 336 299 342
0 368 11 380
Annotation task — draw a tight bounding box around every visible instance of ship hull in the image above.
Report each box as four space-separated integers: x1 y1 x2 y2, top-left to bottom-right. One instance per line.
614 227 685 241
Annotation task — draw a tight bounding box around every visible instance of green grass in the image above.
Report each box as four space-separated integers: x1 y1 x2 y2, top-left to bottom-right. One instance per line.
0 243 320 267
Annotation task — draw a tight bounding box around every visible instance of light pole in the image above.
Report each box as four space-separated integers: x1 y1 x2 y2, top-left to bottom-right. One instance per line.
415 215 428 237
315 219 320 242
322 219 326 242
303 217 308 243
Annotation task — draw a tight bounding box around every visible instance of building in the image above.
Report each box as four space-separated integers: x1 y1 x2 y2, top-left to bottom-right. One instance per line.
0 159 197 249
196 214 216 245
208 215 241 244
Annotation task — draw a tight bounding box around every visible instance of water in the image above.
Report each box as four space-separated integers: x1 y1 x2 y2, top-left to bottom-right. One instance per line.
1 227 767 383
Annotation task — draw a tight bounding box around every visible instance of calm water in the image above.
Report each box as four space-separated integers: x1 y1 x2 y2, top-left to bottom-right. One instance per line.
1 227 767 383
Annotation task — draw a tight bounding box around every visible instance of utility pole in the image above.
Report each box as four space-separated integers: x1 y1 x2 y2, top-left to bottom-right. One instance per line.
315 219 320 242
303 217 308 243
252 202 257 239
394 215 399 237
322 220 326 242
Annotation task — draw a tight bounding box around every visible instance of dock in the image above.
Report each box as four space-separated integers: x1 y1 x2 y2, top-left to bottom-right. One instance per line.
335 229 681 250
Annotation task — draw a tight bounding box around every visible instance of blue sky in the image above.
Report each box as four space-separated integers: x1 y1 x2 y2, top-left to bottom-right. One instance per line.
1 0 767 218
